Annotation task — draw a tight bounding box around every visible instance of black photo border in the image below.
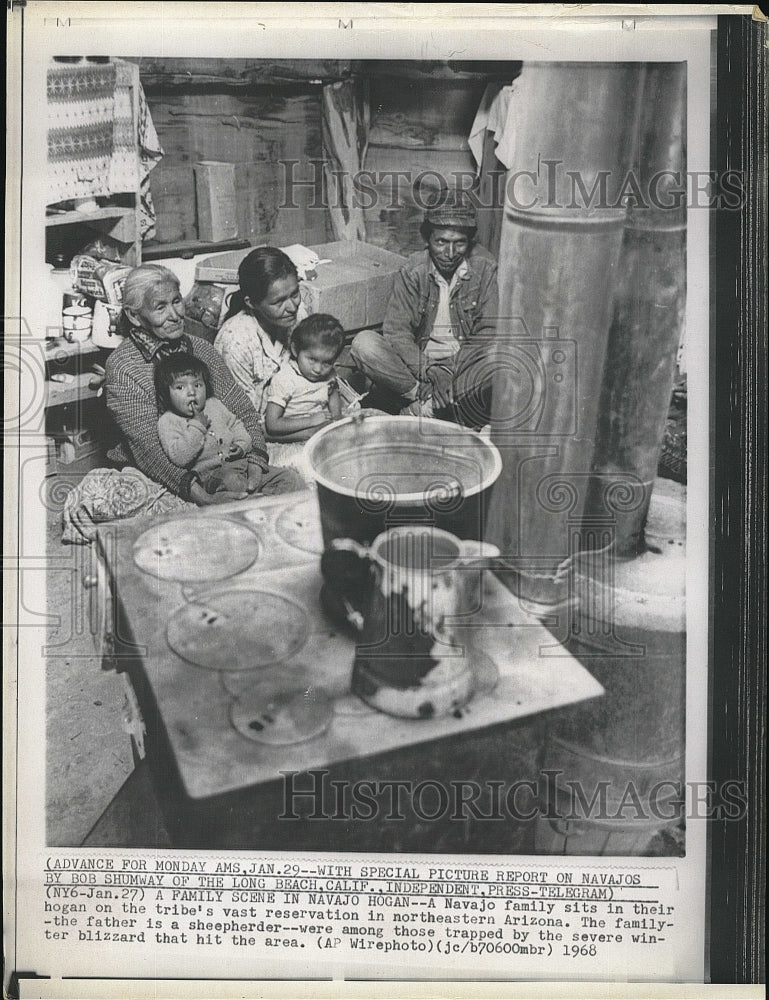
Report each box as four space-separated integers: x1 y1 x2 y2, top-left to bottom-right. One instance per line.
3 5 767 994
709 12 767 986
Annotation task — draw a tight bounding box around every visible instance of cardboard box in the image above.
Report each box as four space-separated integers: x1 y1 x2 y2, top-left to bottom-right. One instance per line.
195 240 407 332
193 162 239 243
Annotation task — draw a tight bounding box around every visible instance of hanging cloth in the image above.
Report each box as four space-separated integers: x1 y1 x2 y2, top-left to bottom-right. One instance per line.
134 68 163 240
47 61 121 203
47 59 163 239
468 82 515 171
467 83 515 259
321 77 370 241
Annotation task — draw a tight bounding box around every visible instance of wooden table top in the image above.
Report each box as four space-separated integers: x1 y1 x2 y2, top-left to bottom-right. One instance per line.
98 490 603 801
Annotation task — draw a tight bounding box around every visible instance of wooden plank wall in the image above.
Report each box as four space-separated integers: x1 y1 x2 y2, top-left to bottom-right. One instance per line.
133 60 520 256
364 73 490 255
135 58 354 86
142 83 331 248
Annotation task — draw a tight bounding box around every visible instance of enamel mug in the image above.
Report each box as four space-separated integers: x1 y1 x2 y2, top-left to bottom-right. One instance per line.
326 525 499 718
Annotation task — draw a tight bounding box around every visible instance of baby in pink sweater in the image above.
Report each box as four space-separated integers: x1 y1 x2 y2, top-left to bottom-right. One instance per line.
155 353 263 496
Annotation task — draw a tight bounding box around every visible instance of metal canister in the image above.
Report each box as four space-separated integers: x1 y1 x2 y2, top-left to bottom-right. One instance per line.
486 62 644 608
62 303 93 343
535 488 686 855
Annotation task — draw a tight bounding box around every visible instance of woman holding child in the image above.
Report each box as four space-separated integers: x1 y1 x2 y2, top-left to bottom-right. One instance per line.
214 248 370 461
104 264 301 506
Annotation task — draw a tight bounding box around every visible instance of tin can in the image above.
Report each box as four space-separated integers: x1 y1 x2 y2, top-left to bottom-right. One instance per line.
62 291 91 312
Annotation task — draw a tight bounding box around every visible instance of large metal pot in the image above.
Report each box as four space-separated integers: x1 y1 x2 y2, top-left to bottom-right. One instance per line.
305 415 502 547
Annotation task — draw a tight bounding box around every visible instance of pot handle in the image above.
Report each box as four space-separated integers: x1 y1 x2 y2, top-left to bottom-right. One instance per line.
456 540 500 567
329 537 371 560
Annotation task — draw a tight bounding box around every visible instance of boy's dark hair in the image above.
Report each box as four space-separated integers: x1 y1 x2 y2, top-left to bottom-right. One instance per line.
154 353 213 413
290 314 345 358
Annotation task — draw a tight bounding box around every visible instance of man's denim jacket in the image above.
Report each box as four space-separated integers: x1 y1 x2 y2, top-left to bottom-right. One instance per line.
381 244 499 377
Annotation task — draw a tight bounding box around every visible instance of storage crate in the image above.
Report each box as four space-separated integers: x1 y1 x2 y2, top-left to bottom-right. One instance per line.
194 240 407 332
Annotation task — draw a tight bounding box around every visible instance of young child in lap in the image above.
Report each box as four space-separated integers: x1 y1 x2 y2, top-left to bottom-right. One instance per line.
264 314 386 482
155 354 263 496
264 314 346 442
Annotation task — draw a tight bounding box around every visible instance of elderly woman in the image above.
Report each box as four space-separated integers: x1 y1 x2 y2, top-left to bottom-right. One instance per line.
104 264 300 506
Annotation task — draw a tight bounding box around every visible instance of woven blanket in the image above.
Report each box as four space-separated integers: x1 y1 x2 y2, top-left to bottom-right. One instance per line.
47 59 162 238
61 467 193 545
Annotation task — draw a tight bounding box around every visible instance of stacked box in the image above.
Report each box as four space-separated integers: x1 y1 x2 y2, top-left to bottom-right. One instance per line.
193 162 239 243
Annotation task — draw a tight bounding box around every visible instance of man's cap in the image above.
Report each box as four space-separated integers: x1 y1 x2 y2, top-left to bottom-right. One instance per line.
424 191 477 229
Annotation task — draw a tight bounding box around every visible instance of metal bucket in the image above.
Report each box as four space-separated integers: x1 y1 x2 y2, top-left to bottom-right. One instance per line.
305 415 503 547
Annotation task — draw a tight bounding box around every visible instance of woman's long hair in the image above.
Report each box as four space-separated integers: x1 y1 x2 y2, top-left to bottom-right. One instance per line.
222 246 299 323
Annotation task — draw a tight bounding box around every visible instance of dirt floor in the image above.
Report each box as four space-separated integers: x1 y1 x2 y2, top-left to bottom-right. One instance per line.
45 491 138 847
